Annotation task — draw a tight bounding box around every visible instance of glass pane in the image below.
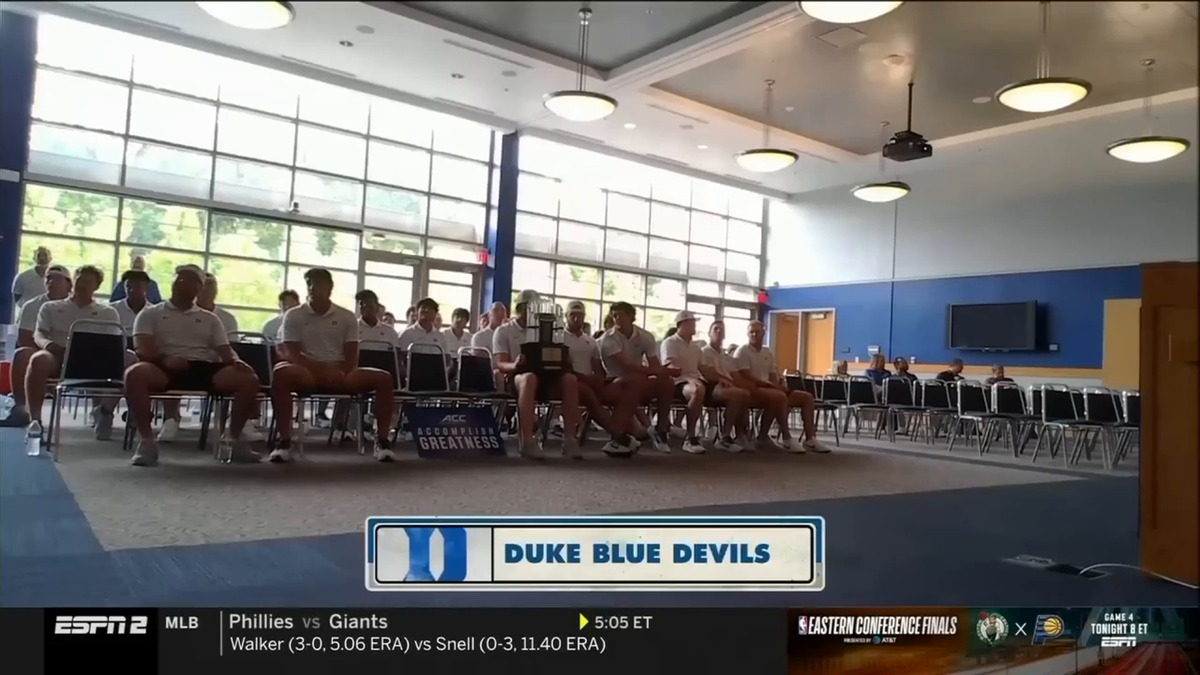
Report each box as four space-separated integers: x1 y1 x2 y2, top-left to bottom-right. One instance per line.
650 170 691 206
129 89 216 150
427 239 480 263
120 199 208 251
688 280 722 299
647 237 686 276
37 17 133 80
296 125 367 179
363 230 423 256
219 61 300 118
292 171 364 223
688 245 725 281
288 224 361 270
207 256 286 310
427 282 475 317
300 82 369 133
645 277 685 309
430 155 488 202
690 211 728 248
431 115 491 161
604 229 648 269
729 189 764 223
556 264 602 300
517 173 559 216
691 180 730 216
369 98 433 148
557 220 604 262
724 317 752 344
365 260 416 277
724 251 760 286
558 183 606 225
286 266 357 309
490 168 500 206
367 140 430 191
428 197 485 243
650 202 689 241
606 193 649 233
28 124 125 185
209 214 289 262
18 233 116 289
227 308 278 334
515 213 556 254
688 301 718 315
22 185 120 241
124 141 213 200
725 285 757 303
603 270 645 304
727 219 763 254
117 245 203 290
32 69 128 133
217 108 296 165
603 158 652 198
430 269 472 285
364 185 427 235
133 41 221 99
724 306 753 319
364 275 414 311
213 157 293 211
512 257 554 296
643 308 676 341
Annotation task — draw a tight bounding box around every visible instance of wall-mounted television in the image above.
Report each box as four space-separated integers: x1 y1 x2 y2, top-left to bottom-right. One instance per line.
946 301 1038 351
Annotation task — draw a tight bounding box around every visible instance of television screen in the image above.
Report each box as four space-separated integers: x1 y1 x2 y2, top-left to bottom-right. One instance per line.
947 301 1037 351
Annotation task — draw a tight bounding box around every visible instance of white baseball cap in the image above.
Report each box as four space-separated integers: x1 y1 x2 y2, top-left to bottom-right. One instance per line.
515 289 540 306
674 310 697 325
45 264 71 281
566 300 586 315
175 264 205 281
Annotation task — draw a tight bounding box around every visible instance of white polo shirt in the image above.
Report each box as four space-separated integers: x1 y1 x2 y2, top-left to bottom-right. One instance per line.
12 267 45 309
35 298 121 347
598 326 658 379
563 329 599 376
492 320 529 361
18 293 50 332
110 298 148 333
133 301 227 362
359 318 399 351
471 327 494 351
397 323 451 354
280 302 358 364
734 344 778 382
660 333 703 383
208 305 239 335
261 315 284 343
701 344 738 381
442 327 472 354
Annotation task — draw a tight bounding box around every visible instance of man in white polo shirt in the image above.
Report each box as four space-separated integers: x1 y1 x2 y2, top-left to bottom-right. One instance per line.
6 264 71 428
564 300 638 456
699 320 752 452
397 297 453 356
111 270 151 336
356 290 399 352
12 246 51 310
443 307 472 353
599 301 675 453
270 268 396 463
661 310 749 454
198 273 238 336
262 290 300 345
124 264 262 467
24 266 122 444
735 320 828 454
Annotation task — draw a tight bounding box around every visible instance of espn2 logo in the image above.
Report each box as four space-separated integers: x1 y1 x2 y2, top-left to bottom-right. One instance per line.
54 615 149 635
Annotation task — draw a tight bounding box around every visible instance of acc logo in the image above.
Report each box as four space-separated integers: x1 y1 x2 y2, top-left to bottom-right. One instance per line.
1032 614 1065 645
977 611 1009 646
440 414 467 423
403 527 468 582
55 616 149 635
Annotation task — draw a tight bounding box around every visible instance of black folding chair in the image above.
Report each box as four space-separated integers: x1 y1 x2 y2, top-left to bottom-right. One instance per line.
911 379 956 445
1030 384 1110 468
843 376 887 440
946 380 1008 454
1081 386 1126 469
879 376 924 442
393 343 456 441
990 381 1041 457
50 319 128 461
209 335 275 462
1115 390 1140 465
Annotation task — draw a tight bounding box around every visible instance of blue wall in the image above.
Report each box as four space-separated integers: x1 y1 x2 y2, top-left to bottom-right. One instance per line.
766 266 1142 369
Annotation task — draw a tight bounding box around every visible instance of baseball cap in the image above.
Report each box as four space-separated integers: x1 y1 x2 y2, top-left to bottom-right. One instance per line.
514 289 540 306
175 264 205 281
566 300 586 315
45 264 71 281
674 310 697 325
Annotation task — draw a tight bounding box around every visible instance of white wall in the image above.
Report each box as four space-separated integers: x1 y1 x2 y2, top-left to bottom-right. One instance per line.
766 99 1200 287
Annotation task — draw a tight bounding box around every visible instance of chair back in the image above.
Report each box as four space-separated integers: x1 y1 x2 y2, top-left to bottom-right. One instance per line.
62 320 127 382
1036 384 1077 422
819 376 847 403
229 337 274 387
916 380 949 410
1070 389 1087 420
1121 390 1140 427
406 343 450 392
1028 386 1044 417
882 376 915 406
846 376 877 405
945 380 960 408
957 380 991 415
360 341 401 390
1082 387 1122 424
457 347 497 394
785 375 805 393
992 382 1027 415
801 376 822 400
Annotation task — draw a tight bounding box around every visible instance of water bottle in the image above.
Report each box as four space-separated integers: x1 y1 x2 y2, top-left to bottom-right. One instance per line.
25 421 42 457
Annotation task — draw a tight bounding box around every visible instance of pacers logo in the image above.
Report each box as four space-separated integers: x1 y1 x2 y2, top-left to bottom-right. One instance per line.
403 527 468 582
1032 614 1065 645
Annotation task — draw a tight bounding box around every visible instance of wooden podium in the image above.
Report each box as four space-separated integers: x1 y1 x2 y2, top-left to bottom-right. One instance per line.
1139 261 1199 585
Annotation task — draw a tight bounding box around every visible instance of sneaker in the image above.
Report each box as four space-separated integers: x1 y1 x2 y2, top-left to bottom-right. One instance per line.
130 439 159 467
242 425 265 443
374 438 396 463
804 438 831 454
563 439 583 460
715 435 743 454
602 438 636 457
669 425 687 439
93 406 115 441
157 418 180 443
649 428 671 454
682 438 706 455
779 436 807 454
268 439 292 463
220 433 262 463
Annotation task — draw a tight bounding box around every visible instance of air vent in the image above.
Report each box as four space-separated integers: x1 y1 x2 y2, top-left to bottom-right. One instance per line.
433 98 496 117
646 103 709 125
278 56 358 79
645 154 690 168
442 39 533 70
815 26 867 49
84 5 182 31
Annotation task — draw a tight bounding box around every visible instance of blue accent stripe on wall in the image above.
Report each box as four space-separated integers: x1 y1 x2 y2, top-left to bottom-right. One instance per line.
766 266 1142 368
483 131 518 310
0 11 37 324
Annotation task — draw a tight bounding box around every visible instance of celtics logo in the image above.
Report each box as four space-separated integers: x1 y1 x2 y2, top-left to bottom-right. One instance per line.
976 611 1009 646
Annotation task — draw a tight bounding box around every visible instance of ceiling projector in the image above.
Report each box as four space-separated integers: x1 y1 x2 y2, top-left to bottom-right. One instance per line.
882 129 932 162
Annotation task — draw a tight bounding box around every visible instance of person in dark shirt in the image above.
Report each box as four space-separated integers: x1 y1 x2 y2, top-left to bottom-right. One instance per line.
892 357 918 382
984 364 1014 386
936 358 964 382
864 353 891 385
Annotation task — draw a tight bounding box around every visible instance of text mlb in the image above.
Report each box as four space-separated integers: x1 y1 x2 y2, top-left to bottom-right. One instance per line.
505 541 773 564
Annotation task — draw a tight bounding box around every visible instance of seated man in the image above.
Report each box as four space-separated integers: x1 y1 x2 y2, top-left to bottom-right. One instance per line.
398 297 454 363
443 307 473 353
599 302 675 453
357 290 400 353
984 365 1014 386
124 265 261 467
24 266 123 444
892 357 918 382
735 321 829 453
936 358 965 382
701 320 753 450
493 289 584 459
262 290 301 345
563 300 639 456
661 310 746 454
6 264 71 427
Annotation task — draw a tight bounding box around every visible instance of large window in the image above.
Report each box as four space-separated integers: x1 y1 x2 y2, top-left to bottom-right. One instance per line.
513 137 765 339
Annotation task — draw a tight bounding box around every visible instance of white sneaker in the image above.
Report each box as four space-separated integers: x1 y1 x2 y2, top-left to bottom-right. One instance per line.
804 438 831 454
373 441 396 462
241 426 265 442
682 439 706 454
780 437 807 454
563 439 583 460
93 406 114 441
714 436 743 454
649 428 671 454
602 439 635 457
130 439 159 467
157 418 180 443
268 446 292 463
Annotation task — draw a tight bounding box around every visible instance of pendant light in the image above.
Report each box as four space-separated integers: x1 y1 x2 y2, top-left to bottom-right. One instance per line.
736 80 798 173
1107 59 1190 163
544 8 618 123
853 122 911 203
798 2 903 24
196 1 295 30
996 1 1091 113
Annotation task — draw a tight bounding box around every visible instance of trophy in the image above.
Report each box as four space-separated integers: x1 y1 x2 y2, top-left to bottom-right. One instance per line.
520 298 569 380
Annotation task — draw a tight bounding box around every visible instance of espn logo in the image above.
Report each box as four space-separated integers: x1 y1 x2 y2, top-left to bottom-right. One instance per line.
1100 637 1137 648
54 615 149 635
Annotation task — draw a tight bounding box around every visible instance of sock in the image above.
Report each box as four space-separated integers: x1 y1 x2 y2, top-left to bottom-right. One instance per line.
687 436 700 445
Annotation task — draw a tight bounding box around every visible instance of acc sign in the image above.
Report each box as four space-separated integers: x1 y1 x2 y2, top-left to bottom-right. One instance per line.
403 527 468 582
55 616 149 635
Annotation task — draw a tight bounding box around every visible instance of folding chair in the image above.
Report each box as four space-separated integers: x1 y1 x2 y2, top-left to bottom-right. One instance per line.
1082 386 1126 469
912 380 957 445
345 340 403 453
50 319 128 461
1030 385 1110 468
879 376 924 443
394 343 455 441
841 376 887 440
207 335 274 462
990 381 1041 456
947 380 1009 454
1115 390 1140 465
801 375 840 446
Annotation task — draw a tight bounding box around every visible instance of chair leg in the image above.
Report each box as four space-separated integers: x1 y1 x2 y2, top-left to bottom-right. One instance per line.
947 419 961 452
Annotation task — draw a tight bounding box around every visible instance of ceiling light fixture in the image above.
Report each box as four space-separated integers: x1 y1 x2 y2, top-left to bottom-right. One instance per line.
798 1 903 24
196 1 295 30
623 123 637 129
853 122 911 203
737 79 798 173
1107 59 1190 164
996 1 1090 113
698 145 709 150
544 7 617 122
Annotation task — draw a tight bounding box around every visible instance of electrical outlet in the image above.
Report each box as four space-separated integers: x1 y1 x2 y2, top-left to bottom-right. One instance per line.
1049 343 1059 352
910 356 917 364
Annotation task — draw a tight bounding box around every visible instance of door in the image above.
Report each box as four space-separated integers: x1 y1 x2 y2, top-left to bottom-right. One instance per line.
803 311 835 375
421 263 480 327
772 313 800 373
359 251 419 321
